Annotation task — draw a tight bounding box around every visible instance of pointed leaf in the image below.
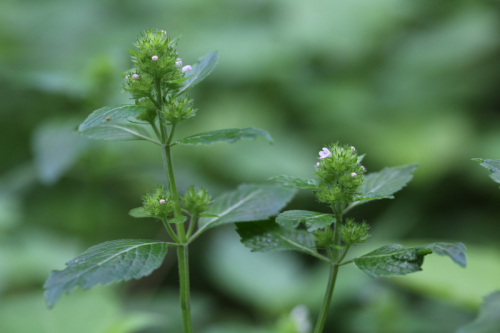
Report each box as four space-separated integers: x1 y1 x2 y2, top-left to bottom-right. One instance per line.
78 105 152 132
80 124 158 143
276 210 335 232
175 127 273 146
190 184 296 242
474 158 500 185
456 291 500 333
269 175 318 190
237 221 317 255
179 51 218 93
354 242 466 278
348 164 417 210
169 216 187 224
129 207 152 218
44 240 168 307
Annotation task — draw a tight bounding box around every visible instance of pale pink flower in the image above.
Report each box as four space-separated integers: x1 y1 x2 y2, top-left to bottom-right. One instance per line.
319 148 331 159
152 55 158 61
182 65 192 73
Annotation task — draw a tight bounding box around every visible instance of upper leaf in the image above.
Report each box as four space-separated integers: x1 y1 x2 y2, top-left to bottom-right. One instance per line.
80 124 158 143
354 242 466 278
175 127 273 146
348 164 418 210
474 158 500 185
236 221 317 255
190 184 296 242
44 239 168 307
78 105 152 132
269 175 318 190
276 210 335 232
129 207 151 218
179 51 218 94
456 291 500 333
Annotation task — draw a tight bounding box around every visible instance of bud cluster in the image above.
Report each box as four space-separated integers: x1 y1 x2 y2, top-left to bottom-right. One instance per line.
181 185 212 217
163 96 196 125
142 185 175 219
314 143 365 206
340 218 370 245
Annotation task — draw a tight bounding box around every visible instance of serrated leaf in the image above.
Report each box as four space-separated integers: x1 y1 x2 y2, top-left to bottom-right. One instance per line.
269 175 318 190
169 216 187 224
354 242 466 278
179 51 218 94
80 124 159 144
44 240 168 308
189 184 296 242
474 158 500 185
175 127 273 146
129 207 151 218
78 105 152 132
348 164 418 210
276 210 335 232
456 291 500 333
236 221 317 255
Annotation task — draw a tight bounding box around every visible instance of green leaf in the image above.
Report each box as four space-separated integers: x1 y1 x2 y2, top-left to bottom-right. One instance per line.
44 239 168 308
276 210 335 232
268 175 318 190
129 207 151 218
348 164 418 210
354 242 466 278
199 213 219 218
474 158 500 185
236 221 317 256
179 51 218 94
78 105 152 132
190 184 296 242
456 291 500 333
169 216 187 224
175 127 273 146
80 124 159 144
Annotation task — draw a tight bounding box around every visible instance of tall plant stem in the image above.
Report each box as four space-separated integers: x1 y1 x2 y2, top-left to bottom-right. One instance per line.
156 79 192 333
313 212 344 333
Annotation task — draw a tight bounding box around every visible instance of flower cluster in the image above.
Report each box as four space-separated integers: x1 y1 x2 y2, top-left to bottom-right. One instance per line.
340 218 370 245
314 143 365 206
163 95 196 125
142 185 175 219
181 185 212 217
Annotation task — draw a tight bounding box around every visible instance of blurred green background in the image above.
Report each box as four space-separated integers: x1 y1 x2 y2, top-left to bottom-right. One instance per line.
1 0 500 332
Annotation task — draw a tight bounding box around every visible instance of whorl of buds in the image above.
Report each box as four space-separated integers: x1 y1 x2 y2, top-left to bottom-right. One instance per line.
341 218 370 246
142 185 174 219
181 185 212 217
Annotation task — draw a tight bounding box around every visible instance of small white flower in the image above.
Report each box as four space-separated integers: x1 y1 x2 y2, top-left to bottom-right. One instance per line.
161 30 166 34
182 65 192 73
319 148 331 159
361 166 365 171
316 162 320 167
351 146 356 151
132 74 139 79
159 199 166 204
125 75 129 79
176 58 182 68
152 55 158 61
351 172 357 177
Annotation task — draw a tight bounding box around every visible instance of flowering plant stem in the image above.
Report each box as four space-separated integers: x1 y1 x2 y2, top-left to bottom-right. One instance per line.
156 78 193 333
313 210 347 333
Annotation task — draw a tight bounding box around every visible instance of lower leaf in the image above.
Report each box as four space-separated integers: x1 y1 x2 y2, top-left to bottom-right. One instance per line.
44 239 168 308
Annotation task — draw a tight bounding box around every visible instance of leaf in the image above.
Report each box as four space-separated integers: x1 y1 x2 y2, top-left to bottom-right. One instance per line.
129 207 151 218
276 210 335 232
169 216 187 224
269 175 318 190
179 51 218 94
175 127 273 146
456 291 500 333
236 221 317 256
78 105 152 132
189 184 296 242
353 242 466 278
348 164 418 210
80 124 159 144
473 158 500 185
44 239 168 308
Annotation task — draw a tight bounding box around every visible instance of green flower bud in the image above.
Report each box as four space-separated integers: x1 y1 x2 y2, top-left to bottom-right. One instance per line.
162 95 196 125
341 218 370 245
181 185 212 216
314 227 335 249
142 185 175 219
314 143 365 205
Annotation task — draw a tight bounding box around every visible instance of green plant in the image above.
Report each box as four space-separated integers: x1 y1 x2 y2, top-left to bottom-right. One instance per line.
238 143 468 333
43 29 296 333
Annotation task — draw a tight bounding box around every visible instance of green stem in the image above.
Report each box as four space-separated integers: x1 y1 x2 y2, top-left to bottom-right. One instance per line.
337 245 350 264
177 245 192 333
313 212 342 333
162 219 180 243
186 215 197 239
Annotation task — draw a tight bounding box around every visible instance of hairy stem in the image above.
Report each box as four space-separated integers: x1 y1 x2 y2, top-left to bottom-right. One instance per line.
178 245 192 333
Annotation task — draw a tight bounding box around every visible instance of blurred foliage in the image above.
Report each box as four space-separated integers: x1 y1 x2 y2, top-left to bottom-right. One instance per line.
1 0 500 332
